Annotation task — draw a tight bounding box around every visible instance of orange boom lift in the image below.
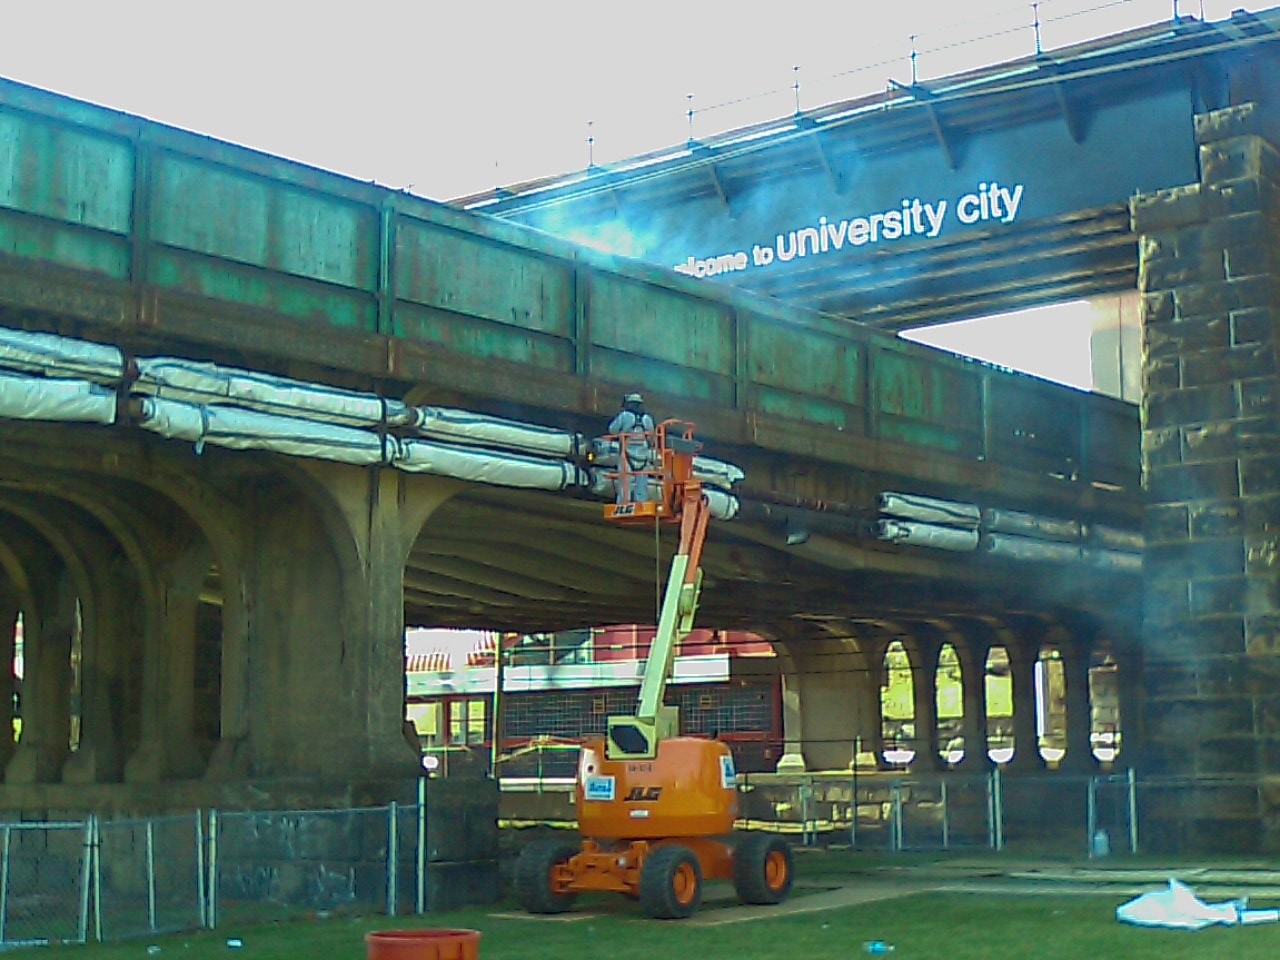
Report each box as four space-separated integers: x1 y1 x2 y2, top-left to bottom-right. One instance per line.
514 420 793 919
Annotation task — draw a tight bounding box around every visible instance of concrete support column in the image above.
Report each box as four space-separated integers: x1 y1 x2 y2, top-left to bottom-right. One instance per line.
243 464 456 781
1059 646 1096 773
125 543 209 783
958 639 992 771
7 563 74 784
63 553 137 785
1006 644 1044 774
911 641 944 771
1132 102 1280 849
0 596 17 772
774 636 874 773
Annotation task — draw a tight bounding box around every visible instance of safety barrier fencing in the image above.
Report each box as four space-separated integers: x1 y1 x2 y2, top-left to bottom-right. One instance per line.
0 778 502 949
1 770 1272 946
735 768 1142 855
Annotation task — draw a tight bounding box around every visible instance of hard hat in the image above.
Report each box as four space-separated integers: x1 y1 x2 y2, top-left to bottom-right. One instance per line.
623 392 644 404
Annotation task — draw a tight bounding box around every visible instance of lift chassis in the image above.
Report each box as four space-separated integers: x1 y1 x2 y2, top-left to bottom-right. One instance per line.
515 420 793 919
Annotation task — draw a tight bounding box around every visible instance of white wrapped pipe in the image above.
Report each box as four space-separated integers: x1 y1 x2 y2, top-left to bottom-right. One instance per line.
396 438 586 490
985 533 1081 564
0 373 117 424
1088 524 1143 552
134 357 414 429
874 519 979 551
706 488 739 521
879 492 980 528
0 327 124 382
136 397 389 465
983 507 1080 542
1086 548 1141 573
411 405 583 457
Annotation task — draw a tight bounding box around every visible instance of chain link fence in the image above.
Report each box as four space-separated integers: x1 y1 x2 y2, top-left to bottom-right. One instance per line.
736 768 1140 856
0 778 500 949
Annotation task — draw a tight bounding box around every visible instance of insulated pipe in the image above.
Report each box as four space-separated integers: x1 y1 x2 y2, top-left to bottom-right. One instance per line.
415 406 584 458
0 374 117 424
1088 524 1143 552
984 532 1082 564
983 507 1080 542
134 357 415 429
0 327 124 382
397 438 587 490
879 491 981 528
874 519 980 551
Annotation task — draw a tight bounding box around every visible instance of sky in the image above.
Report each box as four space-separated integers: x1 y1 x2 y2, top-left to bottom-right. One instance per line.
0 0 1254 391
0 0 1252 201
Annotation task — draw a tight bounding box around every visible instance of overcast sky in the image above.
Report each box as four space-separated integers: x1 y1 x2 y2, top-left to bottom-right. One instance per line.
0 0 1250 201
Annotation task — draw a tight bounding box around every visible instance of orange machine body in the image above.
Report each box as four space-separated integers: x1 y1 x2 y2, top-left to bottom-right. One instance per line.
575 736 737 840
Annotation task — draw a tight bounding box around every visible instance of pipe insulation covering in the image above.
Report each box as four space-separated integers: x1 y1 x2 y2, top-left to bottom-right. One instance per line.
874 519 979 551
1089 524 1143 552
137 397 389 464
879 492 980 528
137 397 590 491
984 533 1082 564
0 327 124 382
412 405 582 457
0 374 117 424
395 439 587 490
983 507 1081 542
134 357 415 429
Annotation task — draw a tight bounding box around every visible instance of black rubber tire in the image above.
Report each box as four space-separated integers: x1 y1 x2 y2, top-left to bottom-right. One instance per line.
733 832 794 905
638 844 703 920
514 838 580 914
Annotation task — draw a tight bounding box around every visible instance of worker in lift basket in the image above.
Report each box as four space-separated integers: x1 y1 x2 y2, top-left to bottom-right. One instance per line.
608 392 656 503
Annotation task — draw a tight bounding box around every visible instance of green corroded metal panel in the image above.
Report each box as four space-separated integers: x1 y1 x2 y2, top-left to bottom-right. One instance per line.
748 319 862 405
753 386 856 430
0 109 133 233
874 348 981 453
394 219 573 340
150 249 376 331
152 154 377 290
592 348 728 404
586 272 732 375
394 300 573 370
0 213 129 278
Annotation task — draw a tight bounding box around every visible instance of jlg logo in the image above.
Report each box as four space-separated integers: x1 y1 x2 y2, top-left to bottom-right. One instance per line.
625 786 663 802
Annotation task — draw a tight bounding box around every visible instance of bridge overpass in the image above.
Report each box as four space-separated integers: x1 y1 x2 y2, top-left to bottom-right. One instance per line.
0 75 1144 808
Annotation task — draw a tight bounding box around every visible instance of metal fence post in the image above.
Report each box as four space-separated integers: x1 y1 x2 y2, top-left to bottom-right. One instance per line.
195 811 207 929
940 779 950 850
989 768 1004 851
0 825 8 946
146 819 157 932
1086 776 1097 858
206 810 219 930
386 802 399 917
416 777 427 915
801 777 814 847
849 773 858 851
890 780 904 852
1127 767 1139 854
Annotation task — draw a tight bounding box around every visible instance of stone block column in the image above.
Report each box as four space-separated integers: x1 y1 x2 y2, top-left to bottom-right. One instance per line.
1132 102 1280 851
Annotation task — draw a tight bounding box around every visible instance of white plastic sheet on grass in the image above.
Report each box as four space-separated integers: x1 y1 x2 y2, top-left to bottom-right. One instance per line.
1116 879 1279 930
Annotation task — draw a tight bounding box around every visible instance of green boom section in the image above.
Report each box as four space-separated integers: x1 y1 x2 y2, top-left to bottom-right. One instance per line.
0 77 1138 490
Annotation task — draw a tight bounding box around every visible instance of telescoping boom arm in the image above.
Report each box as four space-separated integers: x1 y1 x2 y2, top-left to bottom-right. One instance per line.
603 422 710 760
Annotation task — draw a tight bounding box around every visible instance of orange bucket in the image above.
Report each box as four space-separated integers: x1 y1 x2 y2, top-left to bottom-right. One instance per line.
365 928 481 960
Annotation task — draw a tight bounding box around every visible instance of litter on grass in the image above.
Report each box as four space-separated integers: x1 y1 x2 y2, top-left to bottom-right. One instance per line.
1116 879 1280 930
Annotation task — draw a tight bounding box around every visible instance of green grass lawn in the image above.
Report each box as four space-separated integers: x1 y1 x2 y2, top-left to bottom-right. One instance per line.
35 879 1280 960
